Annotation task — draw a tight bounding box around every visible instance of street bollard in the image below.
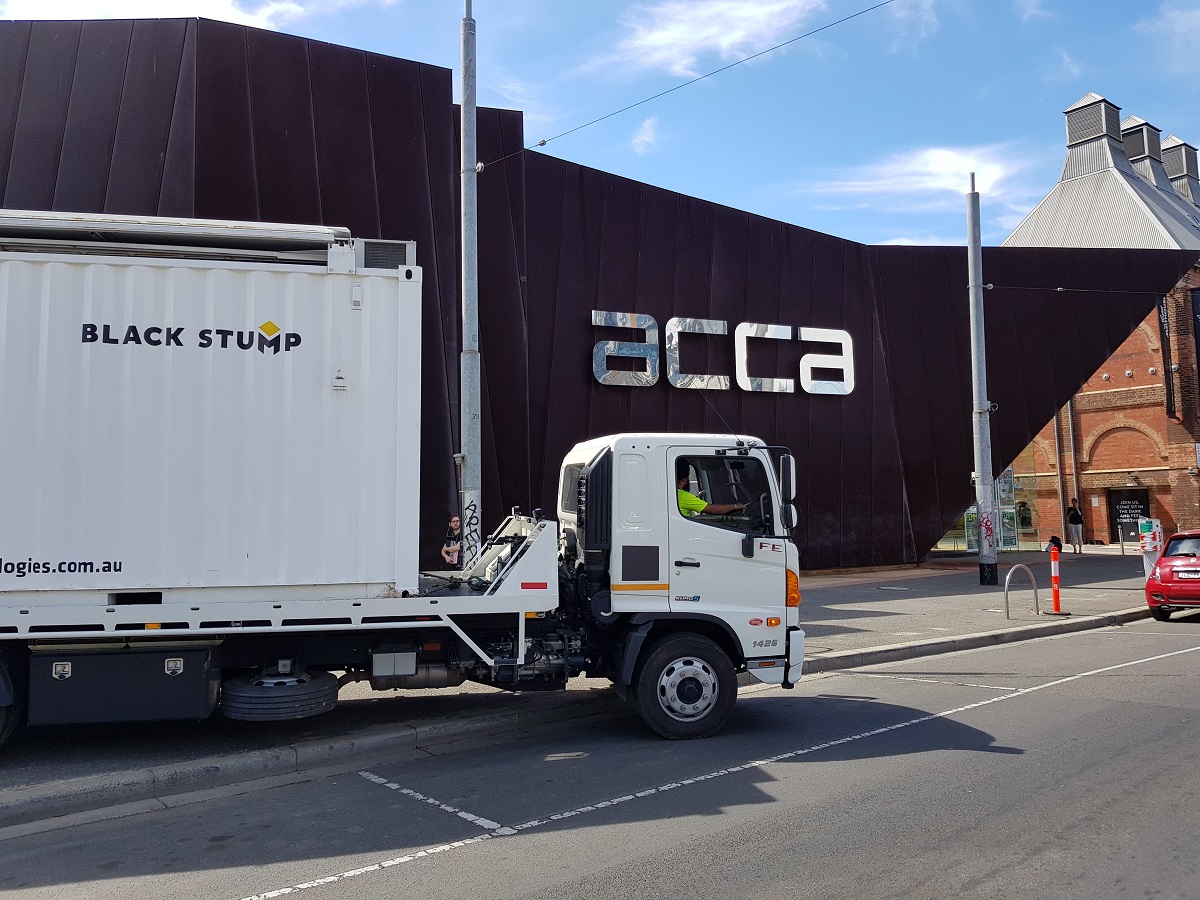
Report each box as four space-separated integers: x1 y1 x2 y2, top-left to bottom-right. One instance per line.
1046 546 1069 615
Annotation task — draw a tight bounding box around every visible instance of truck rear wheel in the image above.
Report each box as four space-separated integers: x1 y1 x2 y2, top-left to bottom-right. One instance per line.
220 669 339 721
634 634 736 739
0 660 21 749
0 702 20 748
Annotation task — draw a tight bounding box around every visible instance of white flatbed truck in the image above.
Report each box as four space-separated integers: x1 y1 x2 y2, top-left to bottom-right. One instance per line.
0 209 804 746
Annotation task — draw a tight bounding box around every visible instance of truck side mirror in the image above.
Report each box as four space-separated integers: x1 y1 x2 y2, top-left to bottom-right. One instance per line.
780 503 796 531
779 455 796 502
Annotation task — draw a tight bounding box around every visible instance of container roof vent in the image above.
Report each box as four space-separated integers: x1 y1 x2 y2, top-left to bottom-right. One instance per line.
1065 93 1121 146
1162 135 1200 207
1121 115 1162 162
1163 135 1200 180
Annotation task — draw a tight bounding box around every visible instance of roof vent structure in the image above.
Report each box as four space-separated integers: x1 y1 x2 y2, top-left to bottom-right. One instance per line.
1122 116 1174 191
1162 135 1200 207
1060 93 1133 181
1065 92 1122 145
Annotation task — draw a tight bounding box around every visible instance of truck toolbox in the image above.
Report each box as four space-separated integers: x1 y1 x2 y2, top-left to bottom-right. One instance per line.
27 643 220 725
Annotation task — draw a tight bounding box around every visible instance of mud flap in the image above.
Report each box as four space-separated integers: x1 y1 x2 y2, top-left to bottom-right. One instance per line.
782 626 805 689
615 621 656 699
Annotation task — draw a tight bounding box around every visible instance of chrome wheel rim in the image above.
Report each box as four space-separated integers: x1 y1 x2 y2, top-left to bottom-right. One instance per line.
656 656 718 722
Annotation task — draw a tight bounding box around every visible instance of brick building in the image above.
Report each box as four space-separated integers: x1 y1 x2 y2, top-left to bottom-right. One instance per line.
1003 94 1200 548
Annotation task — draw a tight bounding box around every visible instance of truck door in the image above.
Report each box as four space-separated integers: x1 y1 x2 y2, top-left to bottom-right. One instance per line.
668 451 788 647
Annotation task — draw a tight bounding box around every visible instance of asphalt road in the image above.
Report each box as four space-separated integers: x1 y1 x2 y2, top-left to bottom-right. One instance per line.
3 613 1198 900
0 551 1149 801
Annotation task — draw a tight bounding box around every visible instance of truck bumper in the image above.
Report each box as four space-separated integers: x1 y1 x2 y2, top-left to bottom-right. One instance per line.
746 627 805 688
785 627 805 687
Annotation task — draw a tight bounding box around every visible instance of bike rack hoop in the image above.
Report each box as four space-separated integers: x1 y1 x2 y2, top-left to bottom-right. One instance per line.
1002 564 1040 619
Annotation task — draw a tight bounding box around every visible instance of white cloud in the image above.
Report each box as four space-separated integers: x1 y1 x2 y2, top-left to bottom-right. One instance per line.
631 116 659 154
597 0 828 78
1135 2 1200 73
807 145 1021 203
1014 0 1053 23
1051 48 1081 80
488 72 559 128
877 232 962 246
994 212 1030 233
886 0 938 52
0 0 392 29
786 143 1048 240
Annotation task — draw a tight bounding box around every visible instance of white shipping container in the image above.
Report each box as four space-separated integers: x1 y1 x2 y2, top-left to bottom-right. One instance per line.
0 250 422 598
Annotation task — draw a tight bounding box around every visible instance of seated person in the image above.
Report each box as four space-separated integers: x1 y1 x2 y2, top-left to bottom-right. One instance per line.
676 462 746 517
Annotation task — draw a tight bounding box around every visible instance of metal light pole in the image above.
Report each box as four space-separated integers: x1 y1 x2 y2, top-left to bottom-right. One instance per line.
968 173 998 585
459 0 482 563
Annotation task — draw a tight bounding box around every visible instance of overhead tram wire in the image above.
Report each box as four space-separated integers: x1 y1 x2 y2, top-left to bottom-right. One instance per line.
472 0 902 173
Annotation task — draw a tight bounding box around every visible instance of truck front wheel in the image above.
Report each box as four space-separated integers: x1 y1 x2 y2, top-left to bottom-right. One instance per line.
634 634 736 739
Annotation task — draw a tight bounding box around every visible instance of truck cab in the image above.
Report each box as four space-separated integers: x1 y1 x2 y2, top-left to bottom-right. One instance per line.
557 433 804 738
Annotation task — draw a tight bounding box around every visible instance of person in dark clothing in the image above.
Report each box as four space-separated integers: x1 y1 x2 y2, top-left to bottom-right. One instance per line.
1066 498 1084 553
441 514 462 568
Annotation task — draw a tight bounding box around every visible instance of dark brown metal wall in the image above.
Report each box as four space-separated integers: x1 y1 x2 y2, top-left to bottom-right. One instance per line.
523 156 1196 566
2 18 1196 568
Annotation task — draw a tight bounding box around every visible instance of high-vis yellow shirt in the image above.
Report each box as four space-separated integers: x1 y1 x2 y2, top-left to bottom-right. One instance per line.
677 489 707 516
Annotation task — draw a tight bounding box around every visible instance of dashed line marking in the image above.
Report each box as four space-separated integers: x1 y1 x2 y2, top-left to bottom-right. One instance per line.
237 644 1200 900
848 672 1013 690
357 773 511 832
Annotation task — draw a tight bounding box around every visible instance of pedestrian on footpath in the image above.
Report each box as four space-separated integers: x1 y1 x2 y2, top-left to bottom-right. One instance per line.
1067 498 1084 553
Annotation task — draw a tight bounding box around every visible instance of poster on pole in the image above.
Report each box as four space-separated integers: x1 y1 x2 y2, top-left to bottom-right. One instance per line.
997 468 1015 507
1000 509 1018 549
965 507 979 551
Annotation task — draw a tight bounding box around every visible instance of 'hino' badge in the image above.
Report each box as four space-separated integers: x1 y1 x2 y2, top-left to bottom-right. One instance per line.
52 662 72 680
165 658 184 676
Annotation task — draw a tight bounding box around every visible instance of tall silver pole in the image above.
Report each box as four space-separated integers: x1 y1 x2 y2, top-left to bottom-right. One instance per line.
968 173 998 585
460 0 482 563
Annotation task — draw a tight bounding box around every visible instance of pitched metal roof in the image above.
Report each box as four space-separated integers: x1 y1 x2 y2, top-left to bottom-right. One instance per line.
1006 93 1200 251
1065 92 1107 112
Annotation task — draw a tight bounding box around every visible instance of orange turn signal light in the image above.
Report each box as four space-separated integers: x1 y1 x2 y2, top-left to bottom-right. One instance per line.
786 570 802 607
767 617 781 627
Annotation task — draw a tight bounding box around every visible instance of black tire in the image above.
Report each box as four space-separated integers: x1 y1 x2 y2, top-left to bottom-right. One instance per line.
220 670 339 722
0 659 22 750
0 702 21 749
634 633 737 740
1150 606 1172 622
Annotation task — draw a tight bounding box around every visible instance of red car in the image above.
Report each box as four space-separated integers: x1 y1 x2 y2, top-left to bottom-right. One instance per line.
1145 531 1200 621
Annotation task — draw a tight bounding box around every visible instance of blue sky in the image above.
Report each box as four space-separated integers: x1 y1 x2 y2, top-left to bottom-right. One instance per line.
3 0 1199 246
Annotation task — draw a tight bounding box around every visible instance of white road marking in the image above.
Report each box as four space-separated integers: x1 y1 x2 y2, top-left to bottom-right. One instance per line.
357 772 509 832
849 672 1013 690
237 643 1200 900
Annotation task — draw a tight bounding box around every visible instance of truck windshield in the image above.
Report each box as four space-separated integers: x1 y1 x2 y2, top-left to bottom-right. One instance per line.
676 455 772 532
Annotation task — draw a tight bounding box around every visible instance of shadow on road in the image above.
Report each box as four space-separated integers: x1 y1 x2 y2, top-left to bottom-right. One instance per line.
0 691 1024 892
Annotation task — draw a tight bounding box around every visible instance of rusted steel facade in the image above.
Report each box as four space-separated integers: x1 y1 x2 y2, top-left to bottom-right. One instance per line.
2 18 1196 567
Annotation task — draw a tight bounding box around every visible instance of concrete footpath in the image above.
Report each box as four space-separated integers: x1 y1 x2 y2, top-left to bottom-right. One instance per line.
0 548 1162 831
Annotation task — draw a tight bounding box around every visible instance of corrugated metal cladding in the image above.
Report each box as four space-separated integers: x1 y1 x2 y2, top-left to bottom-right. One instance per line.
1008 176 1175 250
1 18 1196 568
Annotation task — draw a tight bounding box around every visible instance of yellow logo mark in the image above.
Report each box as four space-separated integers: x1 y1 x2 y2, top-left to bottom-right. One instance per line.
259 321 281 337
